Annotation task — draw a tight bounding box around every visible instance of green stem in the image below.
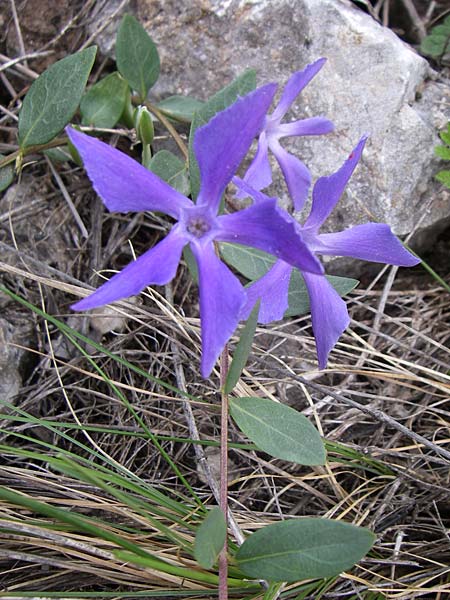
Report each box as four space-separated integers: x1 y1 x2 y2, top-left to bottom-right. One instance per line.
404 244 450 294
142 143 152 168
0 136 67 168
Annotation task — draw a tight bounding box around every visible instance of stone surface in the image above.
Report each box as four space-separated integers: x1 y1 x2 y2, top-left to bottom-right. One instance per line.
91 0 450 255
0 315 35 406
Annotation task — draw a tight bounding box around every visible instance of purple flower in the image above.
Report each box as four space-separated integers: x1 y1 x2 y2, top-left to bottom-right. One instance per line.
67 85 323 377
239 137 420 368
237 58 334 210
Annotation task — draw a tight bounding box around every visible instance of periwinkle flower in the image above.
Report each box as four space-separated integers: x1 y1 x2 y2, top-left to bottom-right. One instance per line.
237 58 334 210
67 85 323 377
239 137 420 368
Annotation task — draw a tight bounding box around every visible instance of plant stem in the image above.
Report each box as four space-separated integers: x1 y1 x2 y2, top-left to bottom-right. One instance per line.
219 344 229 600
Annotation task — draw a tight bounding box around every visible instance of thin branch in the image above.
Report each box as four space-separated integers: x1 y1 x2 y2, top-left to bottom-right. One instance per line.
272 369 450 463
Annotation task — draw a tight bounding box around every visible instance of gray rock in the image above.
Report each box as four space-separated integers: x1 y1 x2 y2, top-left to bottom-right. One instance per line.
91 0 450 251
0 316 34 406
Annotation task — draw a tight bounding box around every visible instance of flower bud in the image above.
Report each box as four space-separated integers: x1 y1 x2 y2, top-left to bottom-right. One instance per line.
134 106 154 145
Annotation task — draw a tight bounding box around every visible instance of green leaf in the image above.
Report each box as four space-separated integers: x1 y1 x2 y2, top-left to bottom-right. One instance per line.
439 124 450 146
80 72 129 128
18 46 97 148
189 70 257 199
436 169 450 188
225 301 260 394
157 95 204 123
236 518 375 582
43 147 72 163
183 245 198 283
116 14 160 100
219 243 358 317
420 15 450 59
434 145 450 160
194 507 226 569
220 243 275 280
229 396 326 465
148 150 190 196
285 272 359 318
0 154 14 191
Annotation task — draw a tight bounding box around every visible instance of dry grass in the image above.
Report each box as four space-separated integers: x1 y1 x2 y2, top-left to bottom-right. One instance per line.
1 0 449 597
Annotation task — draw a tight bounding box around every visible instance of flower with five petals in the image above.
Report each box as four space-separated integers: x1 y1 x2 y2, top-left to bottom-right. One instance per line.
67 85 323 376
237 58 334 209
238 137 420 368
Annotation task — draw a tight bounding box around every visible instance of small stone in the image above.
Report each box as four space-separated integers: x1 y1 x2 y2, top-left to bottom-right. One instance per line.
90 303 135 336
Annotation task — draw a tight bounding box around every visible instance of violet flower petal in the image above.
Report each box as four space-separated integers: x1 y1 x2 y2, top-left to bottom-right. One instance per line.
241 260 292 323
270 58 326 122
303 272 350 369
269 138 311 211
311 223 420 266
195 83 277 212
232 175 274 203
216 198 324 274
304 137 367 231
235 131 272 198
66 128 192 219
72 227 188 311
275 116 334 139
191 242 246 377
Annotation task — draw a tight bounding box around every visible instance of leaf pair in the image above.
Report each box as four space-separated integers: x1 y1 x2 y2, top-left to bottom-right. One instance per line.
195 509 374 583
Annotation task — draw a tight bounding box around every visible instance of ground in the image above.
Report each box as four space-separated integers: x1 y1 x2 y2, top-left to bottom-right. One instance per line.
0 1 449 598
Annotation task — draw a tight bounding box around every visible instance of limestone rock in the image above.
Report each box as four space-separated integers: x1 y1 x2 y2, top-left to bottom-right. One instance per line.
91 0 450 253
0 316 35 405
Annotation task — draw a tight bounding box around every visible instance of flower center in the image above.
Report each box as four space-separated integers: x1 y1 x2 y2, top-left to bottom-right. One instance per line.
186 217 211 239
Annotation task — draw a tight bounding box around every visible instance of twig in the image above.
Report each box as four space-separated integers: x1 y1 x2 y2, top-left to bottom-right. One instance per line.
45 156 89 239
399 0 427 40
146 101 189 160
0 50 54 74
80 0 130 50
0 53 38 80
270 369 450 463
9 0 27 66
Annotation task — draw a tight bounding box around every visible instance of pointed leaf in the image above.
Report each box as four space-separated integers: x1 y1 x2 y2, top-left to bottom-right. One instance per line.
116 14 160 100
0 155 14 191
18 46 97 148
225 301 260 394
220 243 275 280
439 124 450 146
236 518 375 582
43 147 72 163
194 507 227 569
420 15 450 59
157 95 204 123
189 70 257 199
183 245 198 283
219 243 358 316
285 272 359 317
80 72 129 128
436 169 450 188
229 396 326 465
148 150 190 196
435 144 450 160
